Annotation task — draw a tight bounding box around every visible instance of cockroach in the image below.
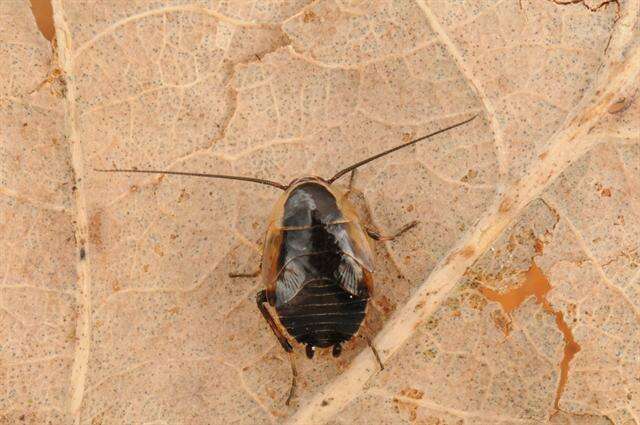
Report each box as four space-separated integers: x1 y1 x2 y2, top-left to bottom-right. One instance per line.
96 115 476 404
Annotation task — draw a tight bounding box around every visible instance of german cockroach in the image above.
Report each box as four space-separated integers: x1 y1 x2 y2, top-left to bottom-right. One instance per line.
96 115 476 404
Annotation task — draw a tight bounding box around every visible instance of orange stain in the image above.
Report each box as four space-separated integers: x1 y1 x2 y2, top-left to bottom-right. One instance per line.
479 263 551 314
479 262 581 411
29 0 55 42
460 245 476 259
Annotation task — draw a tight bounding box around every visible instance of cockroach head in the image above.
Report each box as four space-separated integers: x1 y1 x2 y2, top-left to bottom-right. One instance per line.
287 176 328 189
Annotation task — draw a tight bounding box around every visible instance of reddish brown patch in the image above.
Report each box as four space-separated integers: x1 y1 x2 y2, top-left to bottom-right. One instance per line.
321 398 332 406
460 245 475 259
414 300 426 313
89 210 103 246
499 197 512 213
451 309 461 318
153 244 164 257
399 388 424 400
467 293 488 311
166 306 180 315
601 188 612 197
303 10 317 23
460 168 478 183
111 280 121 292
608 98 626 114
490 309 512 336
538 151 548 160
375 295 395 316
393 397 418 421
478 262 581 410
534 238 544 255
406 204 415 212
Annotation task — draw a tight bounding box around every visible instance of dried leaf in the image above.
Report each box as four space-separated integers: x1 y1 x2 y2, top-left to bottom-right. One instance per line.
1 0 638 424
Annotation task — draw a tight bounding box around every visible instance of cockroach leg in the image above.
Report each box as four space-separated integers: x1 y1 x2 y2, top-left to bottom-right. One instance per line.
343 169 358 198
256 290 298 404
348 169 357 191
285 351 297 406
256 290 293 353
365 220 419 242
228 268 261 278
362 335 384 371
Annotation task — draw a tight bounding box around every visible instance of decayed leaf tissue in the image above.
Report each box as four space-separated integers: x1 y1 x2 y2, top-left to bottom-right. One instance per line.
1 0 638 423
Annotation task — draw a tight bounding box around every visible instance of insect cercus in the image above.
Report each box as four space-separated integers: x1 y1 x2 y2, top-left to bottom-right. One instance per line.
96 115 476 404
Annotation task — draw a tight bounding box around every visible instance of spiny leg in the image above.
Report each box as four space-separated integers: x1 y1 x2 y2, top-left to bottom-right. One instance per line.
342 169 358 198
348 169 357 192
228 268 261 278
365 220 418 242
363 219 416 370
256 291 292 353
361 335 384 371
255 290 297 405
286 351 297 406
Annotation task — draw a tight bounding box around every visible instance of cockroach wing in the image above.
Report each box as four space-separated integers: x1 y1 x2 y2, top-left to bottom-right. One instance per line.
273 259 307 307
327 221 374 272
335 253 373 298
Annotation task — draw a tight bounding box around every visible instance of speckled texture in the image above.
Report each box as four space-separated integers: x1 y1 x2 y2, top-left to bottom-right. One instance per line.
0 0 638 424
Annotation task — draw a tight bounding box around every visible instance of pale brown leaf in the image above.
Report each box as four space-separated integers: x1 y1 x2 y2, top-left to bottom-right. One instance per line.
1 0 638 424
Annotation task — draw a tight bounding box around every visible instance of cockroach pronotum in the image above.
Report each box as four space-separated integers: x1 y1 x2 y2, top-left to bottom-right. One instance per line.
96 115 477 404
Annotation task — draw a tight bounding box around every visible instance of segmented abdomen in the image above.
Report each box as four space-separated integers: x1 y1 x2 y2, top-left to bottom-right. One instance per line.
276 278 367 348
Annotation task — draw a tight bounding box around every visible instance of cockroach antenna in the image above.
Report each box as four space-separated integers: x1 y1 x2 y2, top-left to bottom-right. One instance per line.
93 168 288 190
327 114 478 184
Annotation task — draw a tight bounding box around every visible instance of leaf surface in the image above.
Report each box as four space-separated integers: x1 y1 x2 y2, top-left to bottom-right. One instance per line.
1 0 638 424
